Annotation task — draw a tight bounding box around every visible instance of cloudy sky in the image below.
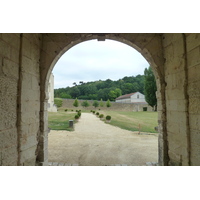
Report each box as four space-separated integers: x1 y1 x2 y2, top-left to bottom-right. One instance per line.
52 39 150 89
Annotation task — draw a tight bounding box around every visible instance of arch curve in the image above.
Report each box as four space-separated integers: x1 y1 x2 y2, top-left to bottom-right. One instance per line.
37 33 168 166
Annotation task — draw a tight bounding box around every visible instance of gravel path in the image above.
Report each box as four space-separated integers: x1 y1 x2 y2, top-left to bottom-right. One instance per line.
48 113 158 166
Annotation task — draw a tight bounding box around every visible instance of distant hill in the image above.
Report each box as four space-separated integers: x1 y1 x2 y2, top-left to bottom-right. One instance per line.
54 75 145 101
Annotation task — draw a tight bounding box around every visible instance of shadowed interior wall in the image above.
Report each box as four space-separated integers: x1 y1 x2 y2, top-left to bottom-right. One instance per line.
0 33 200 166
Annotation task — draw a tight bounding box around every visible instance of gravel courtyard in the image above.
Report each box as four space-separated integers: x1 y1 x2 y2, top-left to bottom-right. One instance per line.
48 113 158 166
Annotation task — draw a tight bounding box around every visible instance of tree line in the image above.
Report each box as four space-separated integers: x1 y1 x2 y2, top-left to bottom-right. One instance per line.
54 74 145 101
54 66 157 110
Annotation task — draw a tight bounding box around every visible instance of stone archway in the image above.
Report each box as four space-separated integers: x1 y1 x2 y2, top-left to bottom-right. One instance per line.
37 33 168 166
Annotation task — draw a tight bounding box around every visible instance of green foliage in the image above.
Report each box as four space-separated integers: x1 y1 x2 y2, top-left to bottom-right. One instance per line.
73 98 79 107
103 111 158 133
92 111 95 114
81 100 90 107
60 92 72 99
93 100 99 108
54 98 63 108
99 98 104 107
96 112 99 116
108 88 122 101
54 75 145 101
74 114 79 119
48 110 76 131
99 114 104 118
106 115 111 120
106 99 111 108
144 66 157 111
65 109 68 112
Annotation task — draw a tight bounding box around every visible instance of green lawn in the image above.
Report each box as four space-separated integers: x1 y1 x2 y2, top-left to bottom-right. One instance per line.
48 109 77 131
48 108 158 133
100 110 158 133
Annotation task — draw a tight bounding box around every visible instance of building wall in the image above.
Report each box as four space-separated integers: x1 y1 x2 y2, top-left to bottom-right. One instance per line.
1 33 200 166
62 99 153 112
47 73 57 112
130 92 147 103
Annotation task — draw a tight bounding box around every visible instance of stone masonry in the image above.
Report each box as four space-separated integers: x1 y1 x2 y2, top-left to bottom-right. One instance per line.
0 33 200 166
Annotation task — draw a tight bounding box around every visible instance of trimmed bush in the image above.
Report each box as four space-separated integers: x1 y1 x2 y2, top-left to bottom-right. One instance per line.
77 111 81 117
106 115 111 121
96 112 99 116
93 111 95 114
74 115 79 120
65 109 68 112
99 114 104 119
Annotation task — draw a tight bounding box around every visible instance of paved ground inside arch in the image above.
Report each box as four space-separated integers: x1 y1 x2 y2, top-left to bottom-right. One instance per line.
48 113 158 166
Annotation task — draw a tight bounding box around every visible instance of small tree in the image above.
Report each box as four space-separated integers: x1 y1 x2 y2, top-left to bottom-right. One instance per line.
144 66 157 111
81 100 90 108
106 99 111 108
99 98 104 107
54 98 63 108
73 98 79 107
93 100 99 109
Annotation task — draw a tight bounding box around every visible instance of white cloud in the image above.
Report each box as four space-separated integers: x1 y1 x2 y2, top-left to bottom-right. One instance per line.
52 39 149 88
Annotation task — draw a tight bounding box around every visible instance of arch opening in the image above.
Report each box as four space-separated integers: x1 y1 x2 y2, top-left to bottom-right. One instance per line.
37 34 167 166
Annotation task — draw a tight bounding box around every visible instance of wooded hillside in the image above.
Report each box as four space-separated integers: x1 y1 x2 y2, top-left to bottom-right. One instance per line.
54 75 145 101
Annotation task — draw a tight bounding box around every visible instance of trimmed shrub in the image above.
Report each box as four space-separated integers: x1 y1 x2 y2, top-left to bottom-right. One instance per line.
74 115 79 120
99 114 104 119
77 111 81 117
93 111 95 114
106 115 111 121
65 109 68 112
96 112 99 116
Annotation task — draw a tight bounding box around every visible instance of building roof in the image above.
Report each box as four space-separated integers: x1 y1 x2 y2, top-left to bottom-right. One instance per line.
116 92 137 100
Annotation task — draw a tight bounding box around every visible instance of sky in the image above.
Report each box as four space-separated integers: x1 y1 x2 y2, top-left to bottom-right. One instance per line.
52 39 150 89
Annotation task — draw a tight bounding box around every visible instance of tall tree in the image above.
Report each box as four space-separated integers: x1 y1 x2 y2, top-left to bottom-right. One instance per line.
144 66 157 111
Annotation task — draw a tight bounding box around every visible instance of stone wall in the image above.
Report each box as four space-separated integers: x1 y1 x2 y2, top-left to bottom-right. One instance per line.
62 99 153 112
1 33 200 166
0 34 41 166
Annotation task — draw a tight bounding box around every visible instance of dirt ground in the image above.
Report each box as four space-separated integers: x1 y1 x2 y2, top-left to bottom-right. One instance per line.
48 113 158 166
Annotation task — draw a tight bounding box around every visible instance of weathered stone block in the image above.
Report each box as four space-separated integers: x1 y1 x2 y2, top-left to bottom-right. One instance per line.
188 64 200 83
190 143 200 165
188 80 200 98
3 58 19 79
162 33 182 48
1 128 17 149
2 145 18 166
189 114 200 130
20 135 38 151
189 98 200 114
190 129 200 145
0 39 11 58
2 33 20 49
10 48 20 65
186 33 200 52
22 37 32 58
187 46 200 68
20 145 37 164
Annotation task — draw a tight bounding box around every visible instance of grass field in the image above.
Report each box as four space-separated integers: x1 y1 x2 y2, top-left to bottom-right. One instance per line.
100 110 158 133
48 108 77 131
48 108 158 133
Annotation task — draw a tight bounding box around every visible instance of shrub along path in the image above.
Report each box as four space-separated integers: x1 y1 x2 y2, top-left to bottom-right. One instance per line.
48 113 158 166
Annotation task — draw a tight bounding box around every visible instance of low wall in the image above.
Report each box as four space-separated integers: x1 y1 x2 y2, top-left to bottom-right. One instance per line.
62 99 153 112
